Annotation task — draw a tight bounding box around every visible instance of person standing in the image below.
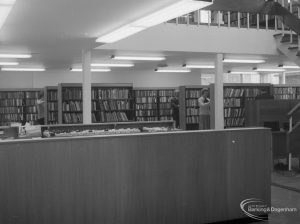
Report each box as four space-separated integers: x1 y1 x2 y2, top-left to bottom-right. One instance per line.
170 96 180 128
37 90 45 125
198 88 210 130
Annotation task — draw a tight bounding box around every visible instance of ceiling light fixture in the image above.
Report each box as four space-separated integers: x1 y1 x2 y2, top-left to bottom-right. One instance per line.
70 68 111 72
183 64 215 69
96 0 213 43
91 63 134 67
0 0 16 30
0 53 32 58
111 55 166 61
0 61 19 65
223 59 266 63
155 68 191 73
278 65 300 69
229 71 259 75
254 68 286 72
1 67 45 71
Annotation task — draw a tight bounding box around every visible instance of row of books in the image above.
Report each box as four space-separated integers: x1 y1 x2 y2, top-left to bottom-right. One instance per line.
135 97 157 103
62 101 82 112
159 110 173 116
93 111 128 122
62 88 82 100
224 118 245 127
274 95 297 100
0 107 24 114
26 113 38 121
159 96 173 103
224 88 266 98
0 114 24 121
273 87 298 95
0 99 23 107
185 90 202 99
134 90 158 97
47 91 58 101
92 88 130 100
186 116 199 124
224 108 245 118
160 116 173 120
25 99 38 106
224 98 242 107
26 106 38 113
25 91 39 99
158 90 175 97
0 92 24 99
186 99 199 107
47 112 58 122
63 113 83 124
135 110 158 117
92 100 130 111
159 103 172 109
135 103 157 110
186 108 199 116
47 102 58 111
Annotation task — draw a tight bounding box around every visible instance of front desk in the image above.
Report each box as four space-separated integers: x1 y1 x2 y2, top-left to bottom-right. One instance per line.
0 128 271 224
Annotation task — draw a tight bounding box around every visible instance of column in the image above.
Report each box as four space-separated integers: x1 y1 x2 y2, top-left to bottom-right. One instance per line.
82 49 92 124
214 53 224 130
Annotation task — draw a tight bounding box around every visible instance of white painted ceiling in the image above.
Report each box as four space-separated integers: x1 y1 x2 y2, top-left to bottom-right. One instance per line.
0 0 295 71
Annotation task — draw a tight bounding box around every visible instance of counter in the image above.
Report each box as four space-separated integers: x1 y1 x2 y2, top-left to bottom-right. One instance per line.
0 128 271 224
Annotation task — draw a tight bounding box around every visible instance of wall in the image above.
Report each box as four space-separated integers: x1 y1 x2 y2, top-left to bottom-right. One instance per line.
99 24 279 55
0 69 203 89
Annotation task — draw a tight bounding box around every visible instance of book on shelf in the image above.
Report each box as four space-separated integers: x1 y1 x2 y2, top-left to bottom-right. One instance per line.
0 99 23 107
63 88 82 100
63 112 83 124
224 108 245 118
186 116 199 124
93 88 130 100
224 98 241 107
25 91 39 99
225 118 245 127
62 101 82 112
47 91 58 101
136 117 159 122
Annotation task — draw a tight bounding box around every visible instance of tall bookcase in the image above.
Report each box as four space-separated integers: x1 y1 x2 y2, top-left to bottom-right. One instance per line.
179 85 208 130
58 83 134 124
0 88 41 126
45 86 58 125
210 83 272 129
272 84 300 100
133 88 176 122
91 84 133 123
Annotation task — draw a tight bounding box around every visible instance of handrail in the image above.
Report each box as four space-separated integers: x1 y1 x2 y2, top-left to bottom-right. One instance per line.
287 101 300 117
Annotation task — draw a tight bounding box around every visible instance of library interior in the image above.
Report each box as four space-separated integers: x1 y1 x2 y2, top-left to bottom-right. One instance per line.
1 0 300 223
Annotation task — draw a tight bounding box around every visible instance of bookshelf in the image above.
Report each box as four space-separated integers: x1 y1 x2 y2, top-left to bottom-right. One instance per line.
45 86 58 125
0 88 41 126
179 85 209 130
91 84 133 123
272 85 300 100
58 83 83 124
133 88 176 122
210 83 272 129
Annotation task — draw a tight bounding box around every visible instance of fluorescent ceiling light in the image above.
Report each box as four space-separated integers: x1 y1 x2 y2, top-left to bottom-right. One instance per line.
96 0 213 43
279 65 300 69
0 0 16 30
111 55 166 61
229 71 259 75
0 53 32 58
183 64 215 69
91 63 134 67
1 67 45 71
155 68 191 73
254 68 286 72
223 59 266 63
0 61 19 65
71 68 111 72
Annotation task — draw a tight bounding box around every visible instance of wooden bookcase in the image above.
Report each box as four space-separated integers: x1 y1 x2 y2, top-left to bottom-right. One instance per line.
58 83 134 124
210 83 272 129
179 85 209 130
0 88 41 126
133 88 176 122
272 84 300 100
91 83 134 123
44 86 58 125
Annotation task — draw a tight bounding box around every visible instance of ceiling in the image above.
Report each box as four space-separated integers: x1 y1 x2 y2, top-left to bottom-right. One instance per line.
0 0 295 72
